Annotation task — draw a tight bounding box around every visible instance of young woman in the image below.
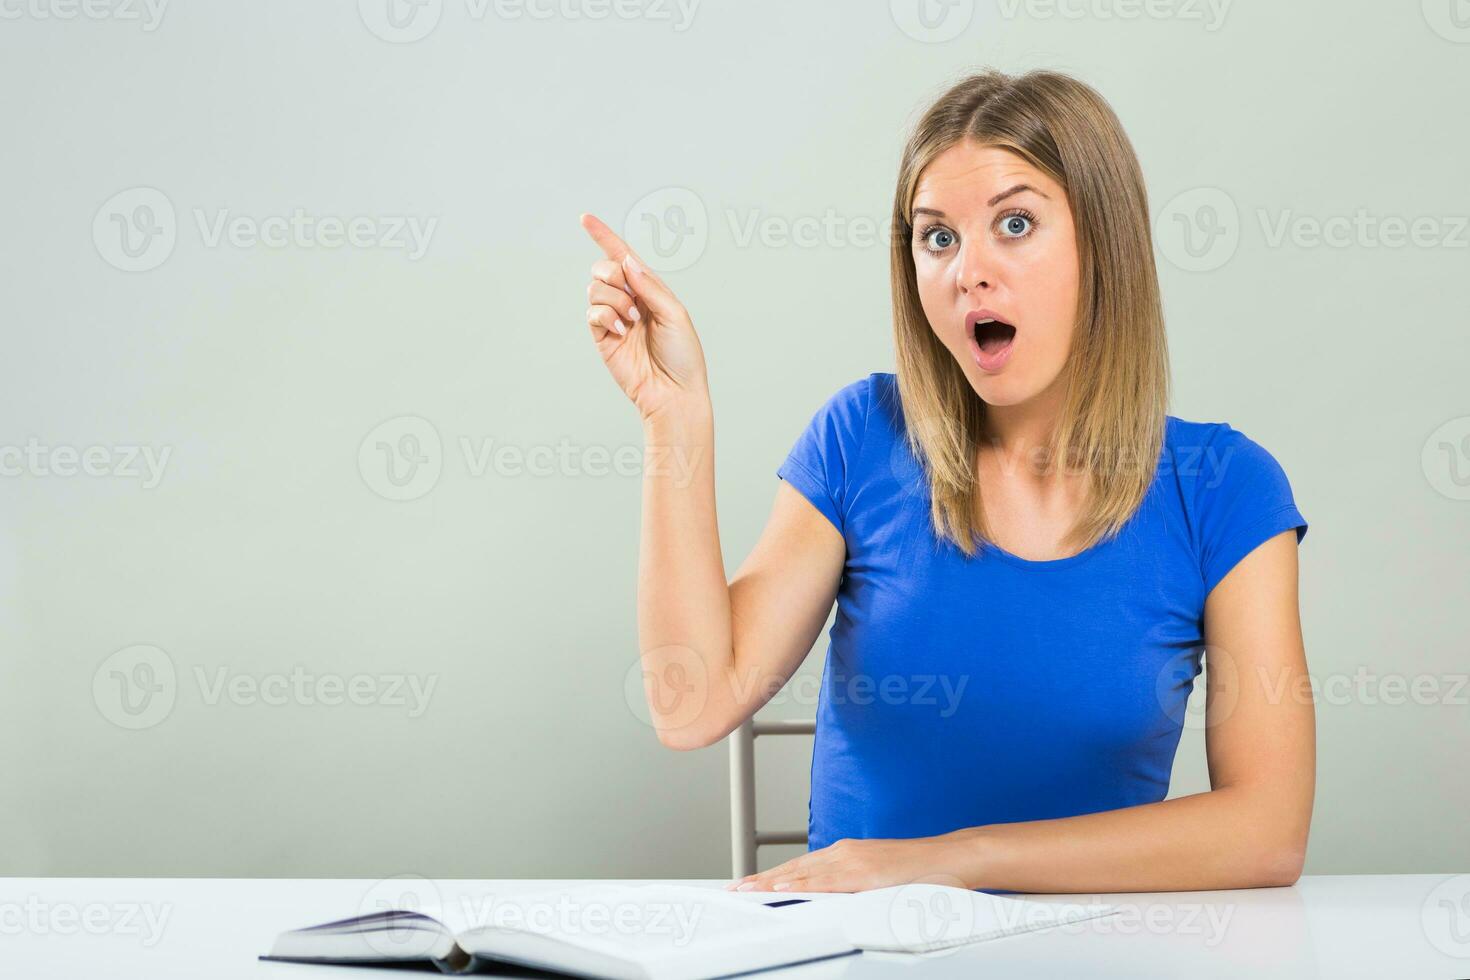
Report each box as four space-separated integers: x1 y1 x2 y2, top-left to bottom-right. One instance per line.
579 69 1313 895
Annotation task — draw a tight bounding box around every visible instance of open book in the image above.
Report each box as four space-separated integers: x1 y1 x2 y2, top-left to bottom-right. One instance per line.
261 881 1116 979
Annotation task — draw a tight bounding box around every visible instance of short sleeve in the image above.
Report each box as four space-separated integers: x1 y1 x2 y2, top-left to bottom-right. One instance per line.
776 375 874 536
1190 424 1308 596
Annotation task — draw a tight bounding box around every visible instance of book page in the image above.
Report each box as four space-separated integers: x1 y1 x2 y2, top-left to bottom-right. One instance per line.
779 883 1117 953
458 881 829 957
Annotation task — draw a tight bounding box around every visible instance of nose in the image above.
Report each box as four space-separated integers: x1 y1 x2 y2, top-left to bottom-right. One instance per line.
957 241 991 292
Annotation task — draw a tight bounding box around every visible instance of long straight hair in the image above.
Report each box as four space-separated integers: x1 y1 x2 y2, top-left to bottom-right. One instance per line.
890 69 1170 557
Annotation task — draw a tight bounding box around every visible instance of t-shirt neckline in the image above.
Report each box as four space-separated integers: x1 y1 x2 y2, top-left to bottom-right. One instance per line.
976 536 1110 571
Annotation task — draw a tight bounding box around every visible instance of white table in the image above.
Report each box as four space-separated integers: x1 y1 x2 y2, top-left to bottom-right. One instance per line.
2 875 1467 978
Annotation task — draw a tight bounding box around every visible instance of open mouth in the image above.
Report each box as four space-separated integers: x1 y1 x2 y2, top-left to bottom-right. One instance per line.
967 312 1017 371
973 318 1017 354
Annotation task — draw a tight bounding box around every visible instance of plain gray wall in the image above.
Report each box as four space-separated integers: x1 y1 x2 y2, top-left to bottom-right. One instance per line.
0 0 1466 879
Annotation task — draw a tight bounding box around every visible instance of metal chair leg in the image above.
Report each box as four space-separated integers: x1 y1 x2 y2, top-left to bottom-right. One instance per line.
728 717 816 878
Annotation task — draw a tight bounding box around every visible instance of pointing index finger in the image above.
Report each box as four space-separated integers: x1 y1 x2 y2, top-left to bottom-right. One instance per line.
579 212 644 265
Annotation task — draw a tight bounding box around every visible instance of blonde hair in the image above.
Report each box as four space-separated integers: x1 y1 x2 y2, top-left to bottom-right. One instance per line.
890 69 1169 558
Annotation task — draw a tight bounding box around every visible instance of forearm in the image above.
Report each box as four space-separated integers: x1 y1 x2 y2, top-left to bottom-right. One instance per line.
943 786 1308 893
636 398 734 746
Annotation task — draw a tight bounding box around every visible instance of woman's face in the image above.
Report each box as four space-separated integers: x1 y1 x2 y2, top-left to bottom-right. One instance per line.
909 140 1080 409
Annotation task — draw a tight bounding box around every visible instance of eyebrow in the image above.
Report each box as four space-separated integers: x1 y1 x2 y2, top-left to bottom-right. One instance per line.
912 183 1049 220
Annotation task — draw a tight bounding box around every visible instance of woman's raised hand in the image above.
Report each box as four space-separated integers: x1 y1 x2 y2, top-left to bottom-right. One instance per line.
579 212 710 423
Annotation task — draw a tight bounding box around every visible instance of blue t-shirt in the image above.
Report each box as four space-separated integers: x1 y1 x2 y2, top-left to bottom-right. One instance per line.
777 372 1308 851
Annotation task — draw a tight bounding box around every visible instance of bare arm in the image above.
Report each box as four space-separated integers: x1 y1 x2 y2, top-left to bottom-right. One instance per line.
639 406 844 748
580 213 845 750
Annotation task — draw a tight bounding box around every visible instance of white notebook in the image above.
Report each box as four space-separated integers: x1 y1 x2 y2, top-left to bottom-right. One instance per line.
261 881 1116 979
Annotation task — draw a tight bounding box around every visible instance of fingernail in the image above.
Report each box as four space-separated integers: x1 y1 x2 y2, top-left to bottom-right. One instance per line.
613 319 626 336
735 882 755 892
623 254 642 276
627 305 641 322
772 883 790 892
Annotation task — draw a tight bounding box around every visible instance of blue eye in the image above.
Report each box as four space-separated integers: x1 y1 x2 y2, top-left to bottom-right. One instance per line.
998 209 1038 239
1000 215 1029 237
923 227 955 252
